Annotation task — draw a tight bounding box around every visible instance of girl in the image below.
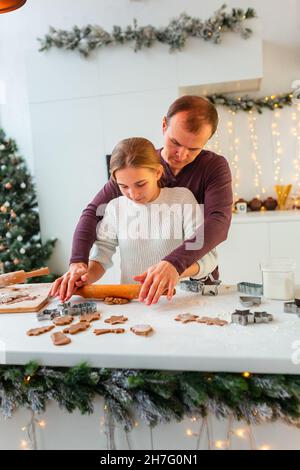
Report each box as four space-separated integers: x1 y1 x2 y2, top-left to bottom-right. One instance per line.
86 137 217 288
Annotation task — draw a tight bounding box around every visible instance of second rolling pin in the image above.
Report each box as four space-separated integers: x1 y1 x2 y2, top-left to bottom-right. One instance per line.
0 267 50 288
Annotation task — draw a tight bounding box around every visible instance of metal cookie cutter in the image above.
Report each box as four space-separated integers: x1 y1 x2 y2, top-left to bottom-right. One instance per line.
37 301 97 321
284 301 300 315
231 309 273 326
60 301 97 316
254 311 273 323
231 309 255 326
237 282 263 296
239 296 262 308
37 307 61 321
180 275 222 296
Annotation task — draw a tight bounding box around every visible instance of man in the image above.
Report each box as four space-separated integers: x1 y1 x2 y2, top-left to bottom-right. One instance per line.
50 95 233 304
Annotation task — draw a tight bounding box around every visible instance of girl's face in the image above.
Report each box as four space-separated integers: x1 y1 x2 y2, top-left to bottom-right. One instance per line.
115 166 163 204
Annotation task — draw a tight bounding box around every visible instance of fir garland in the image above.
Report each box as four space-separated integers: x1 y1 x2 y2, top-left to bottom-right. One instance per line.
207 92 295 113
1 362 300 431
38 5 256 57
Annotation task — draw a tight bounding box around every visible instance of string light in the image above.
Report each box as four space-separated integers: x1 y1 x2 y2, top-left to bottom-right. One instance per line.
38 420 46 428
242 371 251 378
291 103 300 191
235 428 246 438
226 109 240 200
271 110 284 183
248 112 266 199
215 440 228 449
24 375 31 383
259 444 272 451
20 439 29 450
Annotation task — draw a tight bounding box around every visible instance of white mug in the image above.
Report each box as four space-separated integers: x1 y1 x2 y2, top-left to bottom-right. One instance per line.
236 202 247 214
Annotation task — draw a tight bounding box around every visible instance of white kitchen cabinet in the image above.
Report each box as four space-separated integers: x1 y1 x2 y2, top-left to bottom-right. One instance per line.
218 211 300 284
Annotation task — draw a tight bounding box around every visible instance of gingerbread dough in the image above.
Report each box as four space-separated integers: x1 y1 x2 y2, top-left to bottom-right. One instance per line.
27 325 55 336
93 328 125 335
63 321 90 335
51 332 71 346
104 315 128 325
130 325 153 336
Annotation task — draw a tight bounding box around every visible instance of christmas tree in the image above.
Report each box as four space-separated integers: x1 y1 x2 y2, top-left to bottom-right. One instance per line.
0 128 57 282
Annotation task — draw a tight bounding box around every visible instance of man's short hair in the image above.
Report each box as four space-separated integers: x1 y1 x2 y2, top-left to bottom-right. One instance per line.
166 95 219 137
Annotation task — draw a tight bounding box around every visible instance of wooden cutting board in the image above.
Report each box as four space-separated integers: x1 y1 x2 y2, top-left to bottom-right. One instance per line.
0 283 51 313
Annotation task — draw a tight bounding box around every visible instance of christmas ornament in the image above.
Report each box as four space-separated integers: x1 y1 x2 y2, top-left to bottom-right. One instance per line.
0 127 56 277
263 197 278 211
248 198 263 211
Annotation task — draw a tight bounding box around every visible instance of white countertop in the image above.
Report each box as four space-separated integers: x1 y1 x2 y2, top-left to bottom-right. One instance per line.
1 285 300 374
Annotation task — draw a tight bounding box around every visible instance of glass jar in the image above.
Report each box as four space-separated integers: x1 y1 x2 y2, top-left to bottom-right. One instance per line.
260 258 296 300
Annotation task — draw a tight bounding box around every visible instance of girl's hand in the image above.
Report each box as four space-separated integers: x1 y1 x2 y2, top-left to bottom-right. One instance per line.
49 262 88 302
133 261 179 305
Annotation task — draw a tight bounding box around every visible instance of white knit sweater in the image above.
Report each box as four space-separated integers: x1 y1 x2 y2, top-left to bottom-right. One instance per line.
89 187 217 284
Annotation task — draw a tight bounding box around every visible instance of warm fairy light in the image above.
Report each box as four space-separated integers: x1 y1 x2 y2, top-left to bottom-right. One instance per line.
248 112 264 198
24 376 31 383
292 103 300 188
226 109 241 200
38 420 46 428
272 110 284 183
20 439 29 449
242 371 251 378
21 426 26 432
259 444 271 451
190 416 197 422
235 428 246 438
186 428 193 437
215 440 227 449
134 421 139 427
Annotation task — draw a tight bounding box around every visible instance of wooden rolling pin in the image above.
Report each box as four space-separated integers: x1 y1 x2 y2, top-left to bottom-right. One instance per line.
77 284 175 300
0 267 50 288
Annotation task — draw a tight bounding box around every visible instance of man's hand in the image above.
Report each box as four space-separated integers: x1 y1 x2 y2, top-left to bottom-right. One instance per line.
133 261 179 305
49 262 89 302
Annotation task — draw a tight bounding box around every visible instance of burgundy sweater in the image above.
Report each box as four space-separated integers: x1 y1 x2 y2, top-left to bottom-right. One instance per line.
70 149 233 276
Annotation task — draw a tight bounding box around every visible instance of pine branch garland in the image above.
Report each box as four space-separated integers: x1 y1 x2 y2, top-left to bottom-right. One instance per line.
38 5 256 57
1 362 300 431
207 92 294 113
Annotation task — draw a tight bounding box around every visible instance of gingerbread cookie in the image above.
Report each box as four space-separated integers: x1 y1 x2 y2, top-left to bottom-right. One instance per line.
104 315 128 325
130 324 153 336
175 313 199 323
51 332 71 346
53 315 74 326
63 321 90 335
104 297 130 305
80 312 101 323
27 325 55 336
197 316 228 326
93 328 125 335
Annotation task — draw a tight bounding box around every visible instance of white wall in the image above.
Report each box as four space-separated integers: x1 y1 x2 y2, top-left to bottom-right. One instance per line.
0 0 299 275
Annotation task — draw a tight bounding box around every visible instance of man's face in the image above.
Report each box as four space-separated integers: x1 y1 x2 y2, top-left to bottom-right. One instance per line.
162 112 213 174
